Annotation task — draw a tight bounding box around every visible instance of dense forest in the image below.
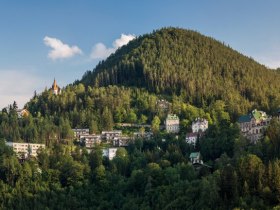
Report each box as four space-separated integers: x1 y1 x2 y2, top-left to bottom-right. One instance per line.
81 27 280 118
1 116 280 209
1 27 280 209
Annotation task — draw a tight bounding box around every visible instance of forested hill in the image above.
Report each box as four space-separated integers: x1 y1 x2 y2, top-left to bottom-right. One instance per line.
81 27 280 115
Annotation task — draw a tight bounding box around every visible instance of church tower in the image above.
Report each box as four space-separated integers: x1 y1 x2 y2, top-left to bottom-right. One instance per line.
51 79 61 95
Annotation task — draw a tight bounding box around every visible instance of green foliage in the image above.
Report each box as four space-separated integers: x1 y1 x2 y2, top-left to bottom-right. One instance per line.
1 27 280 209
151 116 161 133
81 27 280 117
200 121 239 161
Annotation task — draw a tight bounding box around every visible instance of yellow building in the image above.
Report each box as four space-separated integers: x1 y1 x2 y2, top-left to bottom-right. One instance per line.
6 142 45 158
16 109 30 118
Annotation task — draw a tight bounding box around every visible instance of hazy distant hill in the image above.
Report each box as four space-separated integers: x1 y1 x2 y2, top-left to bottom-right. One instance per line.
81 27 280 115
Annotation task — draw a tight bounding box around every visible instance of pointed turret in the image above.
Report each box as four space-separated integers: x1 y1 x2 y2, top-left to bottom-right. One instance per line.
52 78 57 89
51 78 61 95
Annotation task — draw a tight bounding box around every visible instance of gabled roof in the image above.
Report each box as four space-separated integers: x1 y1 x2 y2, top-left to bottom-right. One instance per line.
238 115 251 123
252 109 262 120
166 114 179 120
189 152 200 158
193 118 208 124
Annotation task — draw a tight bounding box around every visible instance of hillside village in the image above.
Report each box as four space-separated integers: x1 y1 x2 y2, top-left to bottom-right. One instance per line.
5 80 280 164
2 26 280 209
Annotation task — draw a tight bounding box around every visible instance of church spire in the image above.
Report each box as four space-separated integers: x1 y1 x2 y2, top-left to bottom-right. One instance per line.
52 78 57 89
51 78 60 95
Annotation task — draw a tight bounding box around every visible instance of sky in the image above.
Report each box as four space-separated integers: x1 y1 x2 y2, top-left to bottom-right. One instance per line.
0 0 280 109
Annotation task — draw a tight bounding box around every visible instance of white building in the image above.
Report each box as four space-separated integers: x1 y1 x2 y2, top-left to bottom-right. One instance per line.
73 128 90 138
102 148 118 160
186 133 198 145
165 114 180 133
192 118 208 133
133 131 153 140
6 142 45 158
80 134 101 148
112 136 131 147
156 99 170 111
101 130 122 141
186 118 208 145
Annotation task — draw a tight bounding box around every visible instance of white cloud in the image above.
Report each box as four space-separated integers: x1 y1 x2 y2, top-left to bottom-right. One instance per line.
44 36 82 60
90 33 135 60
0 70 44 109
113 34 136 48
90 43 115 60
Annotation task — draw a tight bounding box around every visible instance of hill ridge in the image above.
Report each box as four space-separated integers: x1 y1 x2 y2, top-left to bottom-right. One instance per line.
80 27 280 115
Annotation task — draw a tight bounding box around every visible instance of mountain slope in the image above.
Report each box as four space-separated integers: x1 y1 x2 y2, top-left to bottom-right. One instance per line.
81 27 280 115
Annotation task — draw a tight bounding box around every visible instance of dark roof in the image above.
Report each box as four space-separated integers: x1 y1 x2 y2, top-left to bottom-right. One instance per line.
238 115 251 123
186 132 198 138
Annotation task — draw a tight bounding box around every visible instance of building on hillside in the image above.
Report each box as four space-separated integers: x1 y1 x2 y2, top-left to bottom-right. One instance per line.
238 109 272 143
186 118 208 145
112 136 131 147
51 79 61 95
101 130 122 141
156 99 170 112
189 152 203 164
73 128 90 138
16 109 30 118
186 132 199 145
6 142 45 158
165 114 180 133
80 134 101 148
133 131 153 140
192 118 208 133
102 148 118 160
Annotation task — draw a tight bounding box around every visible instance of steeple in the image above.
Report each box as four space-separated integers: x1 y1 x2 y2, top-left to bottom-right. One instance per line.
51 78 61 95
52 78 58 90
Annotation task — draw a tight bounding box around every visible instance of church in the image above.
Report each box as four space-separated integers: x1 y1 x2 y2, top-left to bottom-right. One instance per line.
51 79 61 95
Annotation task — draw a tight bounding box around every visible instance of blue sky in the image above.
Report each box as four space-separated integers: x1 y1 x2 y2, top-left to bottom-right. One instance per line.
1 0 280 108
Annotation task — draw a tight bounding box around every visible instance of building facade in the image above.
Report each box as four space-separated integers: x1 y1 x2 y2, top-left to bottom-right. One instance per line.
80 134 101 148
6 142 45 158
133 131 153 140
101 130 122 141
165 114 180 133
191 118 208 133
73 128 90 138
238 109 271 143
186 132 198 145
156 99 170 112
186 118 208 145
189 152 203 164
102 148 118 160
112 136 131 147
